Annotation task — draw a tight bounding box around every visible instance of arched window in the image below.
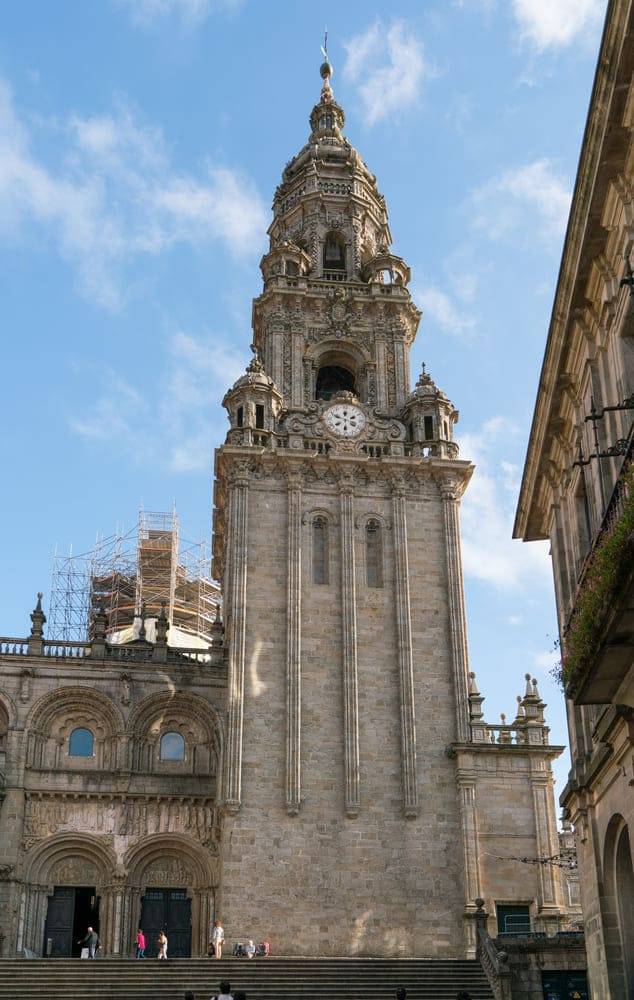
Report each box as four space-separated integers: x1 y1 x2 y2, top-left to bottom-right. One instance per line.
323 232 346 273
0 703 8 752
316 365 356 401
68 727 94 757
160 731 185 761
312 517 329 585
365 520 383 588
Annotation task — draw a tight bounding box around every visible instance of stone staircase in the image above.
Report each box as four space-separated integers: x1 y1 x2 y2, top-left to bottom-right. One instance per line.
0 957 494 999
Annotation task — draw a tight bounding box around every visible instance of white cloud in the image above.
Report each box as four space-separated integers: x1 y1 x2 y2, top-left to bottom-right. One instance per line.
343 20 428 126
413 282 476 338
69 331 247 473
459 417 552 589
69 372 146 442
470 159 571 246
0 80 266 309
115 0 239 27
507 615 523 626
511 0 605 50
456 0 605 50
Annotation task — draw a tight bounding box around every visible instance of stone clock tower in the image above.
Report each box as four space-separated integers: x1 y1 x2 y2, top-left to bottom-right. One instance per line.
212 58 474 956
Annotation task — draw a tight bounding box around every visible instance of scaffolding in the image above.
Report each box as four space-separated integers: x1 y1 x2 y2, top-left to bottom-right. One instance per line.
49 509 220 645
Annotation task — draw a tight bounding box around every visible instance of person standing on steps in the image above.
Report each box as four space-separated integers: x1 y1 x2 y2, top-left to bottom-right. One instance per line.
211 918 225 959
135 928 146 958
78 926 100 959
157 929 168 960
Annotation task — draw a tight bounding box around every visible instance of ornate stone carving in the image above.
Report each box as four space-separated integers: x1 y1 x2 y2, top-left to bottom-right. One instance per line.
48 858 99 886
143 858 191 887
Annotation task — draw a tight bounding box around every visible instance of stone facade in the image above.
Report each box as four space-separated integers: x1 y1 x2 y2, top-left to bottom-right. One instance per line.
0 58 577 962
210 60 574 958
0 609 225 958
514 2 634 997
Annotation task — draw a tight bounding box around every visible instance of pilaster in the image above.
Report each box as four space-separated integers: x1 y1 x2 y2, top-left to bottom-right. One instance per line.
223 465 250 813
391 477 419 817
286 472 302 815
338 473 360 817
439 475 471 743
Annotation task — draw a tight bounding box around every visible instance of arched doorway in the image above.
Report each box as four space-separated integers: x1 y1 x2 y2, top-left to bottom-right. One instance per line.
22 835 115 957
616 825 634 997
125 835 217 958
603 815 634 998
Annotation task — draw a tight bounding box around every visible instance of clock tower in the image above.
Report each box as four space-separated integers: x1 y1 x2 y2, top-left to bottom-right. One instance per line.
212 57 474 955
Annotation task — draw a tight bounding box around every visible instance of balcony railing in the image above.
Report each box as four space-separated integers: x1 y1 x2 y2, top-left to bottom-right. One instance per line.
0 635 222 666
563 430 634 698
568 430 634 619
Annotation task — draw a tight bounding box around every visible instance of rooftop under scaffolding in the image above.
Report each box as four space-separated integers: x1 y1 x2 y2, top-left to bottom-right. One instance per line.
49 509 220 646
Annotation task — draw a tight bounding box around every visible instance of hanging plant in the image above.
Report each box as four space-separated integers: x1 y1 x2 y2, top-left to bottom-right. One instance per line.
563 464 634 695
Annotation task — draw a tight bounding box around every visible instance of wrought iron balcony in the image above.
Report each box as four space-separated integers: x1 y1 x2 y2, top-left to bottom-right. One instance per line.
563 432 634 703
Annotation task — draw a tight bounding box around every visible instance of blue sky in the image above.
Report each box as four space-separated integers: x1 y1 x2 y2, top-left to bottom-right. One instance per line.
0 0 608 797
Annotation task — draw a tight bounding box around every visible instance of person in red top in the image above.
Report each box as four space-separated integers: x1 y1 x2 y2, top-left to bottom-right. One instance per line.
135 928 146 959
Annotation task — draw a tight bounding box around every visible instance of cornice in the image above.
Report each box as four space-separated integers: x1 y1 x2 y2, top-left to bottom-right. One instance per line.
514 0 634 541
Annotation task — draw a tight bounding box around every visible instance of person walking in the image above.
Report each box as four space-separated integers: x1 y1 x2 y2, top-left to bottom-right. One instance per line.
78 926 100 959
157 930 168 960
135 928 146 958
211 918 225 959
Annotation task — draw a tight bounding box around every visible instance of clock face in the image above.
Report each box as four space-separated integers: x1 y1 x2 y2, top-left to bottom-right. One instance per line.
323 403 366 438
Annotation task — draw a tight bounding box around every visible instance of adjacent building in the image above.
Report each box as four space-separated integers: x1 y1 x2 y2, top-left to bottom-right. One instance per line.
514 1 634 996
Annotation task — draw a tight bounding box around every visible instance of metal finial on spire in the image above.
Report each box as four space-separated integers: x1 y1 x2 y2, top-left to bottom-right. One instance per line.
319 29 333 96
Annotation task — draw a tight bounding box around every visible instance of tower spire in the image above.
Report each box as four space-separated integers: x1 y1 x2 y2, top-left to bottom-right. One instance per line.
309 35 344 139
320 29 334 101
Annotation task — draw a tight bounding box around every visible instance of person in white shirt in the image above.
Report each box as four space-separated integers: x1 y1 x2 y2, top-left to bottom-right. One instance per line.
211 919 225 959
245 940 256 959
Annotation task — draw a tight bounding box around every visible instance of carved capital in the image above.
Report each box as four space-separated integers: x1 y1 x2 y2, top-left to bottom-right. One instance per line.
390 475 407 497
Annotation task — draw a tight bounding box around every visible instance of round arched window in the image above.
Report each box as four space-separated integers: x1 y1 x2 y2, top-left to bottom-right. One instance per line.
316 365 356 400
68 727 94 757
160 731 185 761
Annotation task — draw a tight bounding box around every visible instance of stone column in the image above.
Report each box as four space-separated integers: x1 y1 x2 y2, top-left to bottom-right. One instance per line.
339 475 360 817
112 880 125 955
391 478 419 817
223 465 250 813
286 472 302 815
439 476 471 743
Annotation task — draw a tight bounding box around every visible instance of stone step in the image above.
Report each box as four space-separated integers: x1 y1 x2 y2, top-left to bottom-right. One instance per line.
0 958 493 999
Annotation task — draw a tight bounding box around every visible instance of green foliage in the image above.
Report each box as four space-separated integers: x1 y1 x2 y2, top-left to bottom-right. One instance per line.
563 466 634 694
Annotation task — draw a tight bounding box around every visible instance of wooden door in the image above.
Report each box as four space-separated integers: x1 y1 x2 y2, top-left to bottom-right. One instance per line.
43 887 75 957
140 889 192 958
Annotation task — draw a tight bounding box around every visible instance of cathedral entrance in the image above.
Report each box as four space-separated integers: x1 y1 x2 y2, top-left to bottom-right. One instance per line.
139 888 191 957
43 886 99 957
